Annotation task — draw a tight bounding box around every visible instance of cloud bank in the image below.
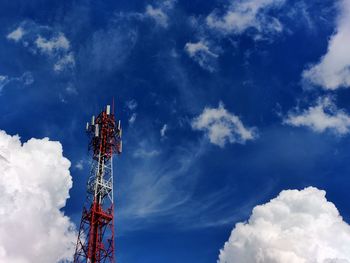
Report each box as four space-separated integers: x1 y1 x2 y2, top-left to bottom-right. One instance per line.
192 102 257 147
302 0 350 90
0 130 76 262
218 187 350 263
284 96 350 135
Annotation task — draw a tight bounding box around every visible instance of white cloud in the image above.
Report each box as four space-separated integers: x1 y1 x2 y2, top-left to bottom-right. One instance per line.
129 113 137 125
302 0 350 90
7 26 25 42
114 0 175 29
0 75 10 92
35 34 74 72
65 83 78 95
19 71 34 86
0 72 33 93
184 40 219 72
145 6 169 28
74 160 84 170
132 139 161 159
133 148 160 158
0 130 76 262
144 0 175 28
119 137 201 226
160 124 168 137
35 34 70 55
7 21 75 72
284 96 350 135
83 26 138 73
54 52 75 72
218 187 350 263
206 0 285 35
192 102 257 147
126 100 138 125
126 99 138 110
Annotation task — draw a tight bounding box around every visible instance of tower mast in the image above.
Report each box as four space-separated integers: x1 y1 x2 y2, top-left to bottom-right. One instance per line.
74 104 122 263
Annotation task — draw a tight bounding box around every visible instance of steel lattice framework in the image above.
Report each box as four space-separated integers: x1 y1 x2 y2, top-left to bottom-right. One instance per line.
74 105 122 263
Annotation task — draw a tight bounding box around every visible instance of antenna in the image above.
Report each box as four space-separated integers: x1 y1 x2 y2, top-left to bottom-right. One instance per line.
74 103 122 263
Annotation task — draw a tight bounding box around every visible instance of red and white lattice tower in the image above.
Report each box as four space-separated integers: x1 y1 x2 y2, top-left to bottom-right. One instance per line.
74 104 122 263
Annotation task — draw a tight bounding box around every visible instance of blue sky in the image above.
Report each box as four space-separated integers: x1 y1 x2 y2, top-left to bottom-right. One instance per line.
2 0 350 262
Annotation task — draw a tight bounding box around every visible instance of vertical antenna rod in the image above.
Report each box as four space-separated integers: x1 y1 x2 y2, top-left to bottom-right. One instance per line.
74 104 122 263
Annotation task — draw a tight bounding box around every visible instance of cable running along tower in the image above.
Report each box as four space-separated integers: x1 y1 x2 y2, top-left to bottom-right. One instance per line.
74 104 122 263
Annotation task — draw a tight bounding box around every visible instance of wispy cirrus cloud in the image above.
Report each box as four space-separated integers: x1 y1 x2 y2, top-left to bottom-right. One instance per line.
119 138 199 227
117 116 228 232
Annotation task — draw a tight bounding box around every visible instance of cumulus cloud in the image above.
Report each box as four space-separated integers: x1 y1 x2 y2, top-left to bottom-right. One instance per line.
0 130 76 262
284 96 350 135
302 0 350 90
206 0 285 35
184 40 219 72
192 102 257 147
7 21 75 72
218 187 350 263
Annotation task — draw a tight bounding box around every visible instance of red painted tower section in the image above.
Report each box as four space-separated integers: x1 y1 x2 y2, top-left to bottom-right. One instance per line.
74 104 122 263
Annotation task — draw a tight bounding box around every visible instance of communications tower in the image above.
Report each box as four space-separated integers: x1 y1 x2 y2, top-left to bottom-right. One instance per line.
74 104 122 263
